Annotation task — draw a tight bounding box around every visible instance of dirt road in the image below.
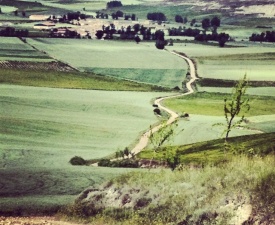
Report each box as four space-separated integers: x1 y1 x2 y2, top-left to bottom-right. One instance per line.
131 51 197 155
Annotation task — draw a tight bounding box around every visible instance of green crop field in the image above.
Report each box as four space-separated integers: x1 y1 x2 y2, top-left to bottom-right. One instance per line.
168 43 275 81
27 39 188 88
198 86 275 96
0 37 52 62
158 92 275 145
0 84 172 214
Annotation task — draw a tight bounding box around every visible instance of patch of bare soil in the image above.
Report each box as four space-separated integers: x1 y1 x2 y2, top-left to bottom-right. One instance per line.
0 217 82 225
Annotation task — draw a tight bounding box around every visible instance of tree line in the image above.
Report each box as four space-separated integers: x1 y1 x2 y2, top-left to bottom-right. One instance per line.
249 31 275 43
0 27 28 37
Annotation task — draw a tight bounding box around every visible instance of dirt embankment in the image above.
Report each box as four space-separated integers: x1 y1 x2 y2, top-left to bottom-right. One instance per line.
0 216 81 225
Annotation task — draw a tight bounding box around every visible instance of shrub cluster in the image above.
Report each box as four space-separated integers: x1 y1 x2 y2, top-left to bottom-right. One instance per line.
106 0 123 8
69 156 86 165
147 12 166 21
249 31 275 43
98 159 139 168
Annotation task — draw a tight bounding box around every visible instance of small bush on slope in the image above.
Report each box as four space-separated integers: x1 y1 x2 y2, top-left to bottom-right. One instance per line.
61 156 275 225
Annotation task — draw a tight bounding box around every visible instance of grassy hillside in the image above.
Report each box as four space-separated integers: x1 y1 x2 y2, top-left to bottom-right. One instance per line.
139 132 275 165
62 154 275 225
0 85 172 215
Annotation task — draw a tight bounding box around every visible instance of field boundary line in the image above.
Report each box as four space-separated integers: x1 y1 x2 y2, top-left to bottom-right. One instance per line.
131 51 198 155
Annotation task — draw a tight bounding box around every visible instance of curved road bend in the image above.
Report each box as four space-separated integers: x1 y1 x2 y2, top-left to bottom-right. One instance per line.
131 51 198 155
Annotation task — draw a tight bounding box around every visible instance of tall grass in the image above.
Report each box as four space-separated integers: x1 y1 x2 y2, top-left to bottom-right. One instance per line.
61 156 275 225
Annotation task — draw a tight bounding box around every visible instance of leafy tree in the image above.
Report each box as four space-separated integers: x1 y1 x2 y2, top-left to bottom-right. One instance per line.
106 0 122 8
123 147 130 158
154 29 169 47
124 14 130 20
202 18 210 32
211 16 220 34
116 10 123 17
175 15 183 23
134 35 141 44
147 12 166 21
133 24 140 33
217 32 229 47
95 30 104 39
223 75 250 142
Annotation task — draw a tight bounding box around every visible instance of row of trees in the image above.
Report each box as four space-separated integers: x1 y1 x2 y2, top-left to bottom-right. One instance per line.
201 16 221 33
249 31 275 43
195 32 230 47
168 27 201 37
95 23 161 41
96 10 137 20
0 27 28 37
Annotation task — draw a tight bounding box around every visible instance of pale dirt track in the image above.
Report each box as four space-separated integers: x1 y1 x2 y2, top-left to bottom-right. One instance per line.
1 51 197 225
131 51 198 155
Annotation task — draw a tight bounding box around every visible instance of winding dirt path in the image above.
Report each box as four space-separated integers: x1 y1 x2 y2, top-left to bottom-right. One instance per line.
131 51 198 155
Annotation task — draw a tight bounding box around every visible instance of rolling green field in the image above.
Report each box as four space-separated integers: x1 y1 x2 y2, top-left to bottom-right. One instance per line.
159 92 275 146
27 39 187 88
168 43 275 81
198 86 275 96
0 84 172 214
0 37 52 62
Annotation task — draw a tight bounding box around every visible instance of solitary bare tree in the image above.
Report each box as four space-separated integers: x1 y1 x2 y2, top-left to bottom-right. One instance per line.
223 74 250 142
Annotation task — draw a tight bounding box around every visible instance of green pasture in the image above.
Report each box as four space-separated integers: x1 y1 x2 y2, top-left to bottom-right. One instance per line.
0 6 17 13
0 37 52 61
0 68 170 92
161 92 275 143
168 43 275 81
172 115 259 146
164 92 275 117
27 39 187 88
198 86 275 96
0 84 171 214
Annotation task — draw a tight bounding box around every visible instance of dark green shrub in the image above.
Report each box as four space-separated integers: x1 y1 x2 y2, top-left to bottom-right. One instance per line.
98 159 111 167
69 156 86 165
